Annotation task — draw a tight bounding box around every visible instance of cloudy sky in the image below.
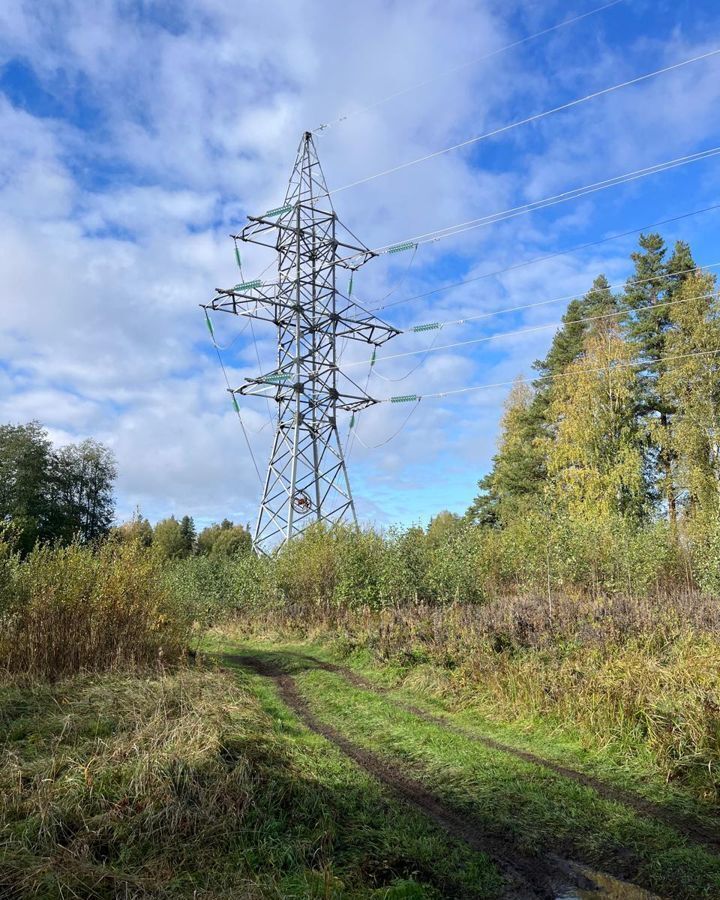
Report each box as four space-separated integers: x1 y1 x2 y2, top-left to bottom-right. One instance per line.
2 0 720 530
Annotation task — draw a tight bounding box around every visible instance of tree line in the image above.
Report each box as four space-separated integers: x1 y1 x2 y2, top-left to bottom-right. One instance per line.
113 512 251 559
0 421 251 556
468 232 720 540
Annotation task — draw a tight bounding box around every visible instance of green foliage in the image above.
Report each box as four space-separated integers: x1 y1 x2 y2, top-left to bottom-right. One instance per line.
197 519 251 558
467 381 544 526
0 422 116 553
111 508 153 546
51 438 117 542
0 536 193 678
153 515 191 559
469 233 720 538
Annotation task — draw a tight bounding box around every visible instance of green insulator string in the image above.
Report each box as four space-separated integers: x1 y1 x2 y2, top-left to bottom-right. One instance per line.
232 394 241 414
204 309 215 338
265 204 293 218
386 240 417 255
390 393 420 403
349 413 356 429
370 348 377 366
234 242 243 273
233 279 263 291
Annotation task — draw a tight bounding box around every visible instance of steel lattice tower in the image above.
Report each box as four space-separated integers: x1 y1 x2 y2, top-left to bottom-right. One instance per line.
204 132 399 552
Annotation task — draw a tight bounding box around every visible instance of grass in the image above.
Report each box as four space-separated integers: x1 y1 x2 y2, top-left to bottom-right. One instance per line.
222 595 720 805
214 635 720 899
0 663 503 899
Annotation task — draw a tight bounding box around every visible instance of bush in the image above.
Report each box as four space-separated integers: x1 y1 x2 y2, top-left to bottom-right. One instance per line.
0 538 192 679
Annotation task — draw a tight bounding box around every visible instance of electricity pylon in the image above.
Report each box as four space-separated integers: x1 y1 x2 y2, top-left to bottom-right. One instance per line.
203 132 399 553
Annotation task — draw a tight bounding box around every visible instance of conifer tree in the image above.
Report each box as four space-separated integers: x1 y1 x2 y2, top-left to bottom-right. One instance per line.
467 379 544 525
660 271 720 523
620 235 698 523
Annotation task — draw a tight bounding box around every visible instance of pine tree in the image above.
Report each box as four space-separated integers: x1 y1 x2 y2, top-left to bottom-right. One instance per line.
467 380 545 526
531 275 618 424
179 515 196 556
620 234 698 523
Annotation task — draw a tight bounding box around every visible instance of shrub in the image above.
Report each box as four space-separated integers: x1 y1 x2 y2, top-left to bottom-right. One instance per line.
0 538 192 679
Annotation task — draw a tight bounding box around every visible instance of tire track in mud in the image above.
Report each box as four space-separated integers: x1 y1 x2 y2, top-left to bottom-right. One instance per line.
229 651 586 900
228 649 720 856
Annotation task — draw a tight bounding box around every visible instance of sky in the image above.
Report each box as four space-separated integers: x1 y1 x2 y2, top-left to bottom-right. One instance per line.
1 0 720 531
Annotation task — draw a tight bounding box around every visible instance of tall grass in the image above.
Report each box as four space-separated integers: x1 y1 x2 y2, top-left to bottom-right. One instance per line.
0 538 192 679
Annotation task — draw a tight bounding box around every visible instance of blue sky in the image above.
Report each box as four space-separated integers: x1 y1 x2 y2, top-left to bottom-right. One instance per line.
1 0 720 529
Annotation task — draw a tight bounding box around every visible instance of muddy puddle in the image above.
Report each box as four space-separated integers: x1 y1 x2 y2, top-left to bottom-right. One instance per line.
557 866 659 899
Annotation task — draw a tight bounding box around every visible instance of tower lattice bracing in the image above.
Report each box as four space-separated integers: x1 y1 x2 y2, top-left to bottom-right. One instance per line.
204 132 399 552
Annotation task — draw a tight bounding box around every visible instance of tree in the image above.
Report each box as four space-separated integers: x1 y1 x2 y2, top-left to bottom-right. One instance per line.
0 422 53 552
51 439 116 542
197 519 251 557
153 516 189 559
620 234 698 524
426 510 462 548
544 324 647 521
467 380 545 526
659 271 720 523
469 276 620 527
210 525 252 558
112 508 153 546
179 515 196 556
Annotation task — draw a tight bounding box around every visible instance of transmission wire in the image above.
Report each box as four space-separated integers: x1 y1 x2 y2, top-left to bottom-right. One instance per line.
369 201 720 313
395 259 720 335
352 400 423 449
364 147 720 256
328 47 720 196
211 341 263 483
377 347 720 404
313 0 624 133
350 285 720 371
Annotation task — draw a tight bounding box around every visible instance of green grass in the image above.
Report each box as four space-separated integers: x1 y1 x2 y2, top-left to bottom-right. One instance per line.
222 632 720 831
216 637 720 900
0 665 503 899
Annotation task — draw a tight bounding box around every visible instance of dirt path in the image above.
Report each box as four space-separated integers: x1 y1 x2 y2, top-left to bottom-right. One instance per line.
228 649 720 856
229 651 615 900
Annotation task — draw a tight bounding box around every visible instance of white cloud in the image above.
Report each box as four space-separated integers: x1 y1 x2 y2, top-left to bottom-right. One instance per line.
1 0 719 527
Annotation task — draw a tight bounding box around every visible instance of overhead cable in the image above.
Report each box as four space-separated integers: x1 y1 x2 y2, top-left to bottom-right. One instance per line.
313 0 624 134
369 201 720 313
378 347 720 404
329 47 720 195
397 260 720 334
348 286 719 371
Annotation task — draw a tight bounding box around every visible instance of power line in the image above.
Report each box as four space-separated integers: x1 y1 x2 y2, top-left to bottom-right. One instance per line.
329 47 720 196
313 0 624 134
330 148 720 268
369 201 720 314
352 399 423 449
378 346 720 404
397 260 720 334
348 286 719 371
368 147 720 254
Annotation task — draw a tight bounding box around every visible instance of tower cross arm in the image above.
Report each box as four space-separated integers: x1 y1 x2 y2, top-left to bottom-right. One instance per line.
203 280 280 325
